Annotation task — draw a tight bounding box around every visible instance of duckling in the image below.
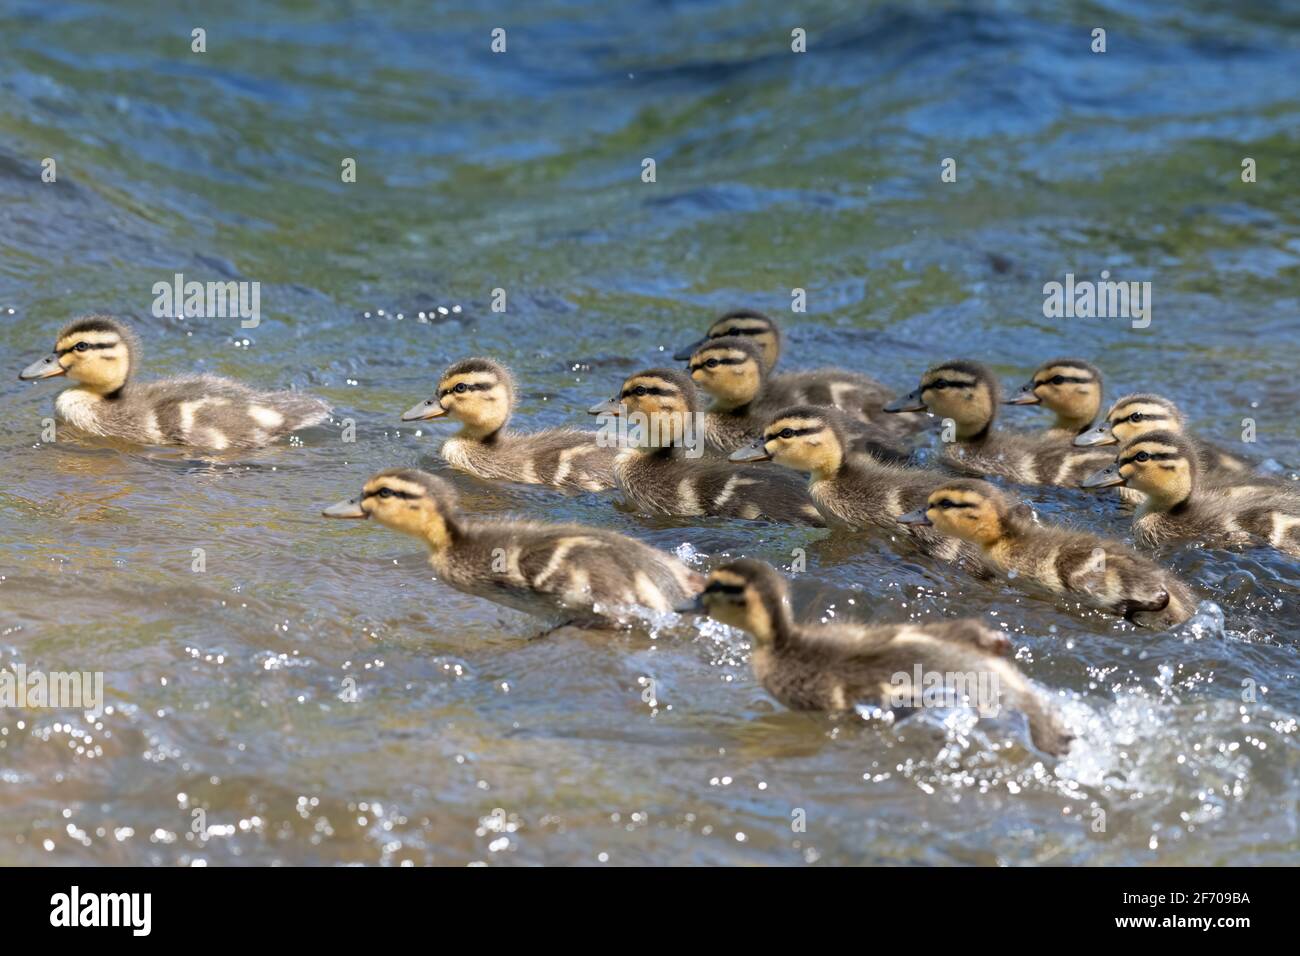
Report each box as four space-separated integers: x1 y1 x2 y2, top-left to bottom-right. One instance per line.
679 559 1073 756
686 336 913 459
1003 358 1103 440
1081 431 1300 557
17 315 330 449
897 479 1196 629
401 358 617 492
322 469 702 628
588 369 824 525
883 359 1115 486
728 406 975 563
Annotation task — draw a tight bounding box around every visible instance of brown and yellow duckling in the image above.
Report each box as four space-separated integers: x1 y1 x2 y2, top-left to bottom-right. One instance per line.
898 479 1197 629
1003 358 1104 440
678 559 1073 756
401 358 616 492
588 369 824 525
883 359 1114 486
322 469 702 628
18 315 330 449
686 335 913 459
673 308 783 374
729 405 974 563
1081 432 1300 557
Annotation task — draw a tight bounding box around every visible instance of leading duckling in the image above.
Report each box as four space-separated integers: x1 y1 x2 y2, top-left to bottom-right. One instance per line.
672 308 783 373
588 369 824 525
1081 431 1300 557
883 359 1115 486
1003 358 1103 440
18 315 330 449
898 479 1197 629
401 358 617 492
686 335 913 458
679 559 1073 756
322 469 702 628
729 405 974 563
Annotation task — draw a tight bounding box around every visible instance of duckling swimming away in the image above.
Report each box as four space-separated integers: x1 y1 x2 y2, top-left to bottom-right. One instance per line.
898 479 1196 629
401 358 617 492
729 406 974 563
588 369 824 525
18 315 330 449
678 559 1073 756
323 469 702 628
883 359 1114 487
1074 393 1277 491
1003 358 1103 440
686 336 913 459
1081 431 1300 557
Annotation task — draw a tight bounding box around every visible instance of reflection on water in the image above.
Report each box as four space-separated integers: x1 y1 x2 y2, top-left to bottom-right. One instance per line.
0 1 1297 865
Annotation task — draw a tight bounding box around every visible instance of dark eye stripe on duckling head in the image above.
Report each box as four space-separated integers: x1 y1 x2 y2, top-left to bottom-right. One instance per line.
764 423 822 440
703 580 745 596
931 498 976 509
363 486 422 501
620 376 681 399
922 373 978 391
1119 449 1181 466
689 352 749 372
55 339 119 356
1034 372 1093 387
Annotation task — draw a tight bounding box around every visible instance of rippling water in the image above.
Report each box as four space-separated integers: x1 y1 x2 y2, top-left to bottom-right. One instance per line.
1 1 1298 865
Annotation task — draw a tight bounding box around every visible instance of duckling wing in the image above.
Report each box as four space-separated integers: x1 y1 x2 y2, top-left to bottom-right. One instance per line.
135 375 330 448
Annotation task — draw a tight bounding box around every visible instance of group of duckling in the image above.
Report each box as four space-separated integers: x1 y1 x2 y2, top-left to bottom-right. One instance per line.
19 312 1299 758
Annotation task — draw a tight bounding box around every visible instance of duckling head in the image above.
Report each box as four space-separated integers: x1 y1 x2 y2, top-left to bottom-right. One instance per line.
1080 431 1196 509
322 468 462 551
682 559 794 646
884 360 999 440
590 368 699 451
402 358 514 440
19 315 138 395
687 336 766 410
730 405 847 480
1005 358 1102 432
897 478 1029 547
673 309 781 373
1074 393 1182 447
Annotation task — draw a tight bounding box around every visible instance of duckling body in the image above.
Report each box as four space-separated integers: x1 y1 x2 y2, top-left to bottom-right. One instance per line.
590 370 824 525
323 469 701 628
402 358 616 492
687 336 916 457
729 407 975 563
899 479 1197 629
18 316 329 449
1082 432 1300 557
884 360 1114 486
685 560 1073 755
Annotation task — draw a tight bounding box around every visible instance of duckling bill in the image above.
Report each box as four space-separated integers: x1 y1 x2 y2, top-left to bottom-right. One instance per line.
322 469 702 628
19 315 330 449
681 559 1073 756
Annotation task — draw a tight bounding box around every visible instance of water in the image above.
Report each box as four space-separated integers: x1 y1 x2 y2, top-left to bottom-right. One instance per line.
1 0 1298 865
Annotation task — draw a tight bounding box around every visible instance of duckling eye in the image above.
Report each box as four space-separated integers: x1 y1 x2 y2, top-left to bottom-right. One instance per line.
1135 451 1150 462
779 428 794 439
378 488 394 498
1128 412 1143 422
705 358 719 369
74 342 89 352
453 383 468 394
935 499 954 509
1049 375 1065 385
633 385 647 396
930 379 948 389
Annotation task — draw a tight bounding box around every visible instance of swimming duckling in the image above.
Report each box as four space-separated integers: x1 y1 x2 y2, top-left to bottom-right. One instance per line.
17 315 329 449
1003 358 1103 440
897 479 1196 629
679 559 1073 756
1081 431 1300 557
1075 393 1261 479
883 359 1115 486
322 469 702 628
672 308 783 373
588 369 824 525
728 406 973 563
401 358 617 492
686 336 913 459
